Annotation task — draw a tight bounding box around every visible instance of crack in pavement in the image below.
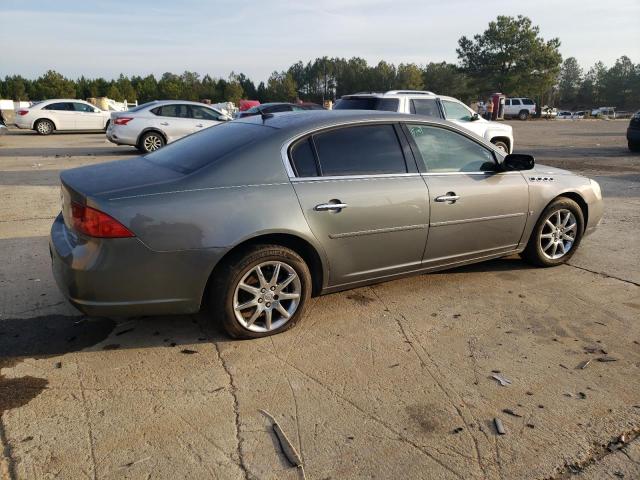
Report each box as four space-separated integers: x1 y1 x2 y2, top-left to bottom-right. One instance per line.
256 345 465 479
545 426 640 479
0 414 16 480
566 263 640 287
76 366 98 480
368 286 492 480
212 341 250 480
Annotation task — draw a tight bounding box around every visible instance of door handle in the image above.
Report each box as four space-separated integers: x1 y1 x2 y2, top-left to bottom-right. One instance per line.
314 202 348 211
435 193 460 203
160 122 169 126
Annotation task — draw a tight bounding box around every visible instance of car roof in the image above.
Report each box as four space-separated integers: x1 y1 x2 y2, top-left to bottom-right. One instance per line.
234 109 450 134
142 100 220 108
37 99 90 104
342 90 437 98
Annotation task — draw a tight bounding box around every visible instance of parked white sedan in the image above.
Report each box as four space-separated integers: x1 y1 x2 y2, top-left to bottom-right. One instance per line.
107 100 232 152
15 99 111 135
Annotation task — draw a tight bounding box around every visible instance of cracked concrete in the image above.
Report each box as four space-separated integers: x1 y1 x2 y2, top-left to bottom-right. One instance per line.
1 121 639 479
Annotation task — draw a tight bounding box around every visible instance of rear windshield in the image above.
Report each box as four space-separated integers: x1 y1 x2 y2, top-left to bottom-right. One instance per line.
145 122 273 174
128 102 158 112
334 97 399 112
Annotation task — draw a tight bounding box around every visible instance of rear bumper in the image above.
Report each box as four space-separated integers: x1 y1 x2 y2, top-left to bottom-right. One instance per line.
50 213 225 317
106 125 138 147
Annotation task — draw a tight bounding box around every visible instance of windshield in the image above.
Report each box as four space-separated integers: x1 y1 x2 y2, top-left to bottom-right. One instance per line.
145 122 274 174
334 97 399 112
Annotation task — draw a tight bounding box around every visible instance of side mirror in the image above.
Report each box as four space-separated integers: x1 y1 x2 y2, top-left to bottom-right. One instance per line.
471 113 480 121
502 153 535 171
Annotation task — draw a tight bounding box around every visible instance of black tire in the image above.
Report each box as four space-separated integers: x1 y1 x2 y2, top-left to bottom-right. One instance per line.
518 110 529 121
104 120 110 131
521 197 584 267
629 141 640 153
210 245 312 339
492 140 509 153
138 131 165 153
35 119 54 135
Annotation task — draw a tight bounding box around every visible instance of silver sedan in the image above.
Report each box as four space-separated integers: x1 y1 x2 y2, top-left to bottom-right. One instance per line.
51 111 603 338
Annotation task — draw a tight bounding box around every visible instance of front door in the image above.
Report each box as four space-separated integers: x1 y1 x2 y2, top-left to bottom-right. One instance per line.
72 102 104 129
290 123 430 286
152 104 197 142
404 123 529 266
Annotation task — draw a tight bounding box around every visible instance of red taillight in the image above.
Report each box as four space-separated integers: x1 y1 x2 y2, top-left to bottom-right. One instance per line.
17 110 29 116
114 117 133 125
71 202 134 238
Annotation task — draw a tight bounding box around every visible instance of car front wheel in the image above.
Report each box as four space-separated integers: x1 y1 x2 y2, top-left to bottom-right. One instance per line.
210 245 312 338
521 198 584 267
629 141 640 153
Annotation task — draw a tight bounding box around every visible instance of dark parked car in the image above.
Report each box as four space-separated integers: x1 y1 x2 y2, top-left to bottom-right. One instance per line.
50 111 603 339
237 102 307 118
627 111 640 152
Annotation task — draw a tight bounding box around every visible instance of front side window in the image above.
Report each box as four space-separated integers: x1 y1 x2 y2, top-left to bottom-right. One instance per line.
313 124 407 176
190 106 219 120
442 100 473 121
73 103 95 112
406 124 496 173
44 102 72 111
410 99 441 118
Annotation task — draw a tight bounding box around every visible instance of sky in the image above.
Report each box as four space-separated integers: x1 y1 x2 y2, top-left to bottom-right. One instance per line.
1 0 638 82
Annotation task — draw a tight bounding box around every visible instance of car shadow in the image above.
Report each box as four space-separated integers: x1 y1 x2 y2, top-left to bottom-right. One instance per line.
0 146 139 158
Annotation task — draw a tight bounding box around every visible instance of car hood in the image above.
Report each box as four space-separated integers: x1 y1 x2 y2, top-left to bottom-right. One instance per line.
485 120 512 133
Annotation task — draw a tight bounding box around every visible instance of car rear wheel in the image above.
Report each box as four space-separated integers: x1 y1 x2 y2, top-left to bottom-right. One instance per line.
518 110 529 121
629 141 640 153
210 245 312 339
521 198 584 267
104 120 110 131
139 131 165 153
492 140 509 153
35 119 54 135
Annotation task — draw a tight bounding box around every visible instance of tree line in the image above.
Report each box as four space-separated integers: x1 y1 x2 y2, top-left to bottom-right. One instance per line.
1 16 638 110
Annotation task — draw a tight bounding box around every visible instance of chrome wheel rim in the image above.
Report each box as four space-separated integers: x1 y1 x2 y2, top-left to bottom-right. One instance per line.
233 261 301 333
540 209 577 260
143 135 162 151
37 121 51 134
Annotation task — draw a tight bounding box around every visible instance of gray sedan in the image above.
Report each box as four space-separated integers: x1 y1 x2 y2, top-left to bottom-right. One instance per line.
50 111 603 338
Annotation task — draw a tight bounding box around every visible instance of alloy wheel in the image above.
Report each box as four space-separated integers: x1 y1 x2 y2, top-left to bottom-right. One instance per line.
232 261 301 333
539 209 578 260
143 135 162 152
37 121 52 134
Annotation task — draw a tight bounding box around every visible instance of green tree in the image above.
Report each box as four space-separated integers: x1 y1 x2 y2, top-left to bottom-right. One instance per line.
115 74 137 102
30 70 76 99
133 75 158 103
558 57 583 107
457 15 562 97
369 61 396 91
266 71 297 102
224 74 245 104
601 56 638 108
3 75 29 100
157 72 183 99
422 62 471 100
396 63 424 90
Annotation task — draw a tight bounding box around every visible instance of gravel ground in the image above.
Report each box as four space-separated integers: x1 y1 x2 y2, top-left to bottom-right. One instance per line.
0 119 638 480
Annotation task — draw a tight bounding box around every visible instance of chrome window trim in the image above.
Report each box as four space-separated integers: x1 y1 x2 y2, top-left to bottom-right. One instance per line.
280 118 499 180
291 173 422 183
419 171 521 177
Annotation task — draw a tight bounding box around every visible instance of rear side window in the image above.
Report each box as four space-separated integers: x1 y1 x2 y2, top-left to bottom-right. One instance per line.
290 138 318 177
145 122 273 174
73 102 95 112
409 99 441 118
154 104 189 118
511 99 522 106
44 102 72 111
313 124 407 176
334 97 399 112
522 99 534 105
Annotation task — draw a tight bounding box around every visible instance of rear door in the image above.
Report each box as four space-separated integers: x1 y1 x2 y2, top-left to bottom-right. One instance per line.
290 123 430 286
72 102 104 129
151 104 195 142
43 102 75 129
404 123 529 266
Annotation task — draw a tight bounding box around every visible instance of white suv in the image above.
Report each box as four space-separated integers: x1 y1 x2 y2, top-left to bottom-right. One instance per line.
334 91 514 153
107 100 232 152
504 98 536 120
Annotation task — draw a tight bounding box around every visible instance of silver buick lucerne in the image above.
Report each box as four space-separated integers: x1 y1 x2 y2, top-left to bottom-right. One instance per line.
50 111 603 338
